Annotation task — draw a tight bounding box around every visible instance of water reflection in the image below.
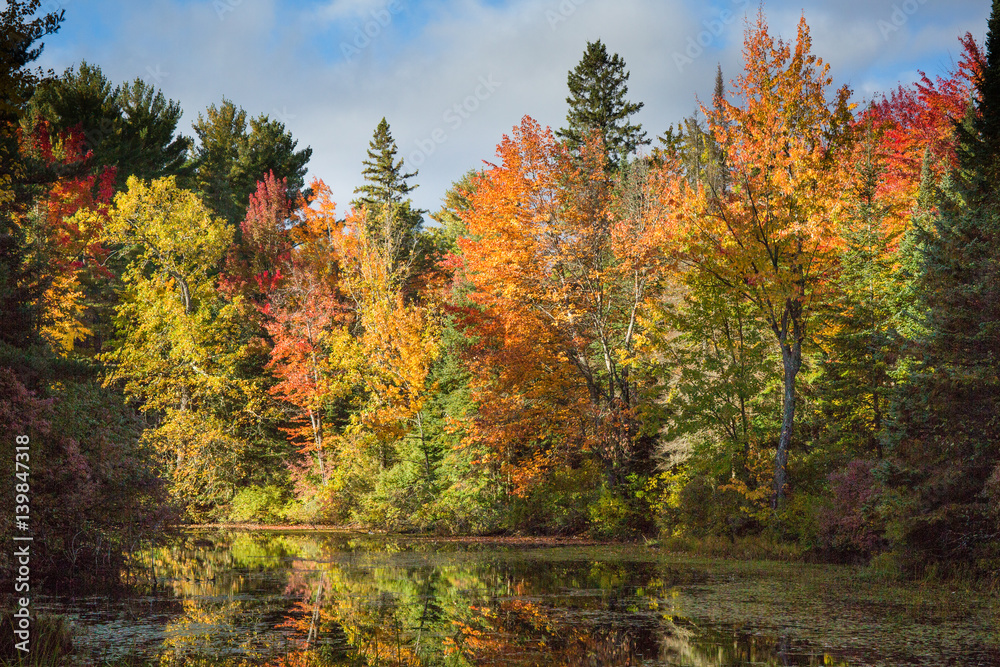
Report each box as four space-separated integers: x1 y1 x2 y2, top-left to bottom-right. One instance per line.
42 531 997 666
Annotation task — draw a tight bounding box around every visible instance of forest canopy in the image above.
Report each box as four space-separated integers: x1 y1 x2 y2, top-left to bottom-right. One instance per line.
2 0 999 589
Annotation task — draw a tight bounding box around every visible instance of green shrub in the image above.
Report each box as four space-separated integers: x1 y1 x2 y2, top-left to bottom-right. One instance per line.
228 485 291 524
507 460 602 534
588 488 631 539
779 491 828 550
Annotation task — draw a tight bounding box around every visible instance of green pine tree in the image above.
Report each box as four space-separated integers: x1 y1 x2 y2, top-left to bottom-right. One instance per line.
556 39 649 170
26 62 192 190
192 99 311 226
888 0 1000 570
353 118 423 276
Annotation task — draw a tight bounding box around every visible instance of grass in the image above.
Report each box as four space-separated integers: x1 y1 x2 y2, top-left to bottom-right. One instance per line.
655 532 808 562
0 613 73 666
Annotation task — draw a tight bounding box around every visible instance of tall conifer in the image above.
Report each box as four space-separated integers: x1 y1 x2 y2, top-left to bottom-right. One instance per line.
889 0 1000 568
556 40 649 169
353 118 423 276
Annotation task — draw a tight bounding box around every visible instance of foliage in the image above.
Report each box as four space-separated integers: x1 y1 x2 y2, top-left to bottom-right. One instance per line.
100 175 251 517
229 485 292 524
884 0 1000 575
10 1 1000 588
460 118 665 500
26 61 192 189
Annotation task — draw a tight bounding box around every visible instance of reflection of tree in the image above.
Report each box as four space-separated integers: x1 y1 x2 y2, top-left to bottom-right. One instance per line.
656 620 852 667
148 532 314 662
136 534 853 666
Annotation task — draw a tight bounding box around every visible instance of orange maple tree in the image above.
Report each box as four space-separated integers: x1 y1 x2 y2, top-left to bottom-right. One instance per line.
263 180 352 485
458 116 665 492
661 13 855 507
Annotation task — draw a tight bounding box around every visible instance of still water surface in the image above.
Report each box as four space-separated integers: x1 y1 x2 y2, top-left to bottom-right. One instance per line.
41 531 999 666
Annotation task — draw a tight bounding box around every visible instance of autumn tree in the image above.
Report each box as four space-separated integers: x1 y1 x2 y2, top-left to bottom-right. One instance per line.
556 39 649 170
663 14 854 508
258 178 440 523
865 35 981 198
19 121 118 354
100 176 249 516
460 117 665 503
261 179 352 490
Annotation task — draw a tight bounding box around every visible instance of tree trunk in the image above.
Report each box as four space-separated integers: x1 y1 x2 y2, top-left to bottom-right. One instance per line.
774 337 801 508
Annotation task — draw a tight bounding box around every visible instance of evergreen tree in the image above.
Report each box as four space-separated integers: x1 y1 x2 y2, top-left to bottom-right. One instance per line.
114 77 191 183
192 99 311 226
26 62 192 189
1 0 63 349
352 118 423 277
707 64 729 194
888 1 1000 569
815 127 904 461
657 66 727 193
556 39 649 169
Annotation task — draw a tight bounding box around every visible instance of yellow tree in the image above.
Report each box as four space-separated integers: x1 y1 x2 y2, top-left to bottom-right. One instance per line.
663 14 854 507
337 204 440 468
100 176 242 513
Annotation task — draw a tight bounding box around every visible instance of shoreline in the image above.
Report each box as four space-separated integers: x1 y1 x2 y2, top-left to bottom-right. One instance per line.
178 523 611 546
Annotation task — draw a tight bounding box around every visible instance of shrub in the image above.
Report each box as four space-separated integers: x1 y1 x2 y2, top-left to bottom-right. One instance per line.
228 485 292 524
818 458 888 559
507 460 602 534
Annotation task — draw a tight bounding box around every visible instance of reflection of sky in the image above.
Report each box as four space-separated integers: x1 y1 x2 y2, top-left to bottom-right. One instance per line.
36 0 992 213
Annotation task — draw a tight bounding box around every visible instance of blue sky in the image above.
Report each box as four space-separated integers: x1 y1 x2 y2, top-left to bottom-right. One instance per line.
34 0 993 213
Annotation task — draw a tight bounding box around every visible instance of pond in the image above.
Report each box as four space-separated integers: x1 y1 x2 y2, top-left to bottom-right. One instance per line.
39 530 1000 666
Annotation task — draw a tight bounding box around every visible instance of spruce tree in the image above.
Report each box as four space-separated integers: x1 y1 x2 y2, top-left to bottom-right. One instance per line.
353 118 423 275
556 40 649 170
815 126 903 461
888 0 1000 569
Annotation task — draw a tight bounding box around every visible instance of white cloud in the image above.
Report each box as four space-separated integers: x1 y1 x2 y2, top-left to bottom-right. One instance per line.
33 0 992 214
